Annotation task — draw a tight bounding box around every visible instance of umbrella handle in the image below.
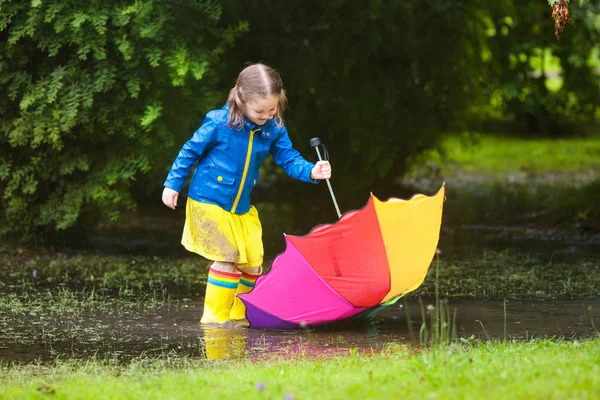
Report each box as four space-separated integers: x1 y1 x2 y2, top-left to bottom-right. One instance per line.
310 137 342 219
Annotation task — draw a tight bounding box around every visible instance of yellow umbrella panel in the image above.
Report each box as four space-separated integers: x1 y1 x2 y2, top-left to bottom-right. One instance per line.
373 185 445 303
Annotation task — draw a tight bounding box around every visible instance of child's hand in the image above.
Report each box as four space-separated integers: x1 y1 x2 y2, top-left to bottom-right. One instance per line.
162 187 179 210
310 161 332 180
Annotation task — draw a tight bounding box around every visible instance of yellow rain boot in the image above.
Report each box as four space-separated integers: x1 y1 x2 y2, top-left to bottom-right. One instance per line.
202 326 249 360
230 269 261 325
200 267 241 325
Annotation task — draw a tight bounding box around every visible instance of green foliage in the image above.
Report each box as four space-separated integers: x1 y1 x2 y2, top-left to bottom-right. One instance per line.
0 0 246 240
2 0 599 241
480 1 600 133
220 0 491 205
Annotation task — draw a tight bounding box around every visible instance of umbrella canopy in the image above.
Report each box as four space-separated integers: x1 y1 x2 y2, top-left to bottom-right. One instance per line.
240 185 445 330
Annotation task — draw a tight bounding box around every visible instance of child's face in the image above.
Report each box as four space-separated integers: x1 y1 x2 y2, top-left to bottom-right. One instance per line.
245 96 279 126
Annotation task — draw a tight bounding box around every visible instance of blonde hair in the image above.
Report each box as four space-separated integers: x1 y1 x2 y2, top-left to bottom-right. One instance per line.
227 63 287 130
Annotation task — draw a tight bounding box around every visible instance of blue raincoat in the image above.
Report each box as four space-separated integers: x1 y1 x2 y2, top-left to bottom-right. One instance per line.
164 108 317 214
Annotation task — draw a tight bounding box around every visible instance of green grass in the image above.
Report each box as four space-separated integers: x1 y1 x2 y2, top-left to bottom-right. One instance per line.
1 240 596 325
419 248 600 300
406 132 600 231
0 245 209 297
1 339 599 399
412 132 600 177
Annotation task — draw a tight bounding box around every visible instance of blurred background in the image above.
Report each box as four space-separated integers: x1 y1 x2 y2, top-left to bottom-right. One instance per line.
1 0 599 253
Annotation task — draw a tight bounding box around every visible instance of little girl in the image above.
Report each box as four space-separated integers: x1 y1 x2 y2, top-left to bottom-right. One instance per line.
162 63 331 326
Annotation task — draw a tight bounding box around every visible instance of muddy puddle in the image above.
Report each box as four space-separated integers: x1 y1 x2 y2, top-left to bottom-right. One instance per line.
1 298 598 363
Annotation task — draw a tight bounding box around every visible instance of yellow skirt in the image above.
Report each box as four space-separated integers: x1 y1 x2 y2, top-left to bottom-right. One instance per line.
182 198 263 268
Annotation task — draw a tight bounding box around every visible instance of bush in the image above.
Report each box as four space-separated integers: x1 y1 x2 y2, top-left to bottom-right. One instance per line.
0 0 246 241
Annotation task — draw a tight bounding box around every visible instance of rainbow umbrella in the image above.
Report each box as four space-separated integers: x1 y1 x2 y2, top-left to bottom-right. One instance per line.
239 185 445 330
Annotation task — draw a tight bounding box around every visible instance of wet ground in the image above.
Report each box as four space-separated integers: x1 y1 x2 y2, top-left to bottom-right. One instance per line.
2 178 599 364
1 298 598 363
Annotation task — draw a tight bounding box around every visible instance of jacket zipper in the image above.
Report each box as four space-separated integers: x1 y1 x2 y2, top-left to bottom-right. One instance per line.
231 129 256 213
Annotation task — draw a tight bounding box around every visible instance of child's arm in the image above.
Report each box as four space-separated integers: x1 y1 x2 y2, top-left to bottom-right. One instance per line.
162 111 220 208
270 127 318 183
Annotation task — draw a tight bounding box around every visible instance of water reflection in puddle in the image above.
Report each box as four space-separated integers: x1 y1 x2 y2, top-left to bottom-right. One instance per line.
1 298 597 363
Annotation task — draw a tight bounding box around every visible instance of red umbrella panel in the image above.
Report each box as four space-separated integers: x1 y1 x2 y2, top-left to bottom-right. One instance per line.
240 185 445 330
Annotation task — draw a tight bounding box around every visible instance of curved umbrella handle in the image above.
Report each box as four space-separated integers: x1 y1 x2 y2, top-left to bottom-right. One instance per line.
310 137 342 219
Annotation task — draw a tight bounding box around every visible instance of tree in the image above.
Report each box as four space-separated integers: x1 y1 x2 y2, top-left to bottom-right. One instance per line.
481 0 600 134
219 0 490 209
